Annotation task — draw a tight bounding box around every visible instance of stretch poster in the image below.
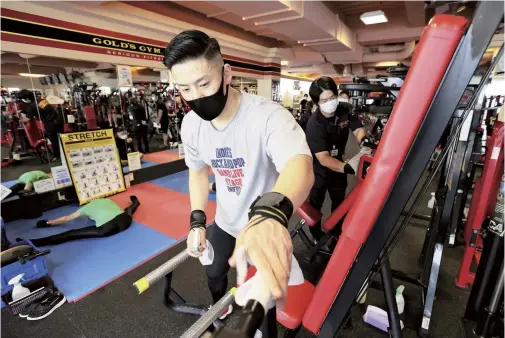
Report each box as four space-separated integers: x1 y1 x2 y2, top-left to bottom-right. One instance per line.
60 129 125 205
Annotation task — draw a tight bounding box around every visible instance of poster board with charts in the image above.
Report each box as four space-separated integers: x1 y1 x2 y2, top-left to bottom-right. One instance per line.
60 129 125 205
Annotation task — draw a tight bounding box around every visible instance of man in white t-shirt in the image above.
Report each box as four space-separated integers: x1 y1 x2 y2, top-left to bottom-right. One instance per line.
163 30 314 316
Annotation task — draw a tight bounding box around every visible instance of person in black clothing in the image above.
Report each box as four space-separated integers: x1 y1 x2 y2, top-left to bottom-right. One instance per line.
298 100 313 132
128 97 149 153
305 77 356 242
300 93 308 112
155 95 169 149
114 128 138 166
338 91 367 143
18 89 63 160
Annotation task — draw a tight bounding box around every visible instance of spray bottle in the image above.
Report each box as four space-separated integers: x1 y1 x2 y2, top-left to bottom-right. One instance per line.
8 273 30 301
395 285 405 315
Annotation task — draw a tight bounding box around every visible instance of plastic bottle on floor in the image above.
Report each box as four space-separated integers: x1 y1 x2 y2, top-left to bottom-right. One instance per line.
395 285 405 315
427 192 436 209
9 273 30 301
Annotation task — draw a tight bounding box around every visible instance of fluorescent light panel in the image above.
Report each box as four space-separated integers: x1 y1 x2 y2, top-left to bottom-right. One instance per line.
19 73 46 77
360 10 388 25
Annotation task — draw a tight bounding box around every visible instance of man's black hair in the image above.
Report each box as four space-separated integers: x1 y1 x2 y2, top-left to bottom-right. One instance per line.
163 30 222 69
309 77 338 105
17 89 34 100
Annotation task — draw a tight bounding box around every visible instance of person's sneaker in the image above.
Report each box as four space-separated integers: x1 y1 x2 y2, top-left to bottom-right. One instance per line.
19 301 41 318
19 288 54 318
26 292 66 320
219 304 233 320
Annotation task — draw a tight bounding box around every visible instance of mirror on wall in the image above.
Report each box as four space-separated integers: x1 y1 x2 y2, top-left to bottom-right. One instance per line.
231 77 257 95
0 54 55 194
0 53 189 198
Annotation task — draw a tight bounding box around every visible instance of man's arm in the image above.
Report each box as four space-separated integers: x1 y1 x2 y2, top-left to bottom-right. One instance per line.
47 211 81 225
315 151 347 173
189 165 210 212
353 127 367 143
271 154 314 210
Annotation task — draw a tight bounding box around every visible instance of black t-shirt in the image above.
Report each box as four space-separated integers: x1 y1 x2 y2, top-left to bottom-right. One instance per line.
298 111 311 131
157 102 168 123
300 99 308 110
26 100 59 124
130 103 147 127
337 102 362 131
115 136 128 161
305 107 350 181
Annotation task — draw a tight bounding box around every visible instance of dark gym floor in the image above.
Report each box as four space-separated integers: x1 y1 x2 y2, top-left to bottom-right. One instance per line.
1 173 471 338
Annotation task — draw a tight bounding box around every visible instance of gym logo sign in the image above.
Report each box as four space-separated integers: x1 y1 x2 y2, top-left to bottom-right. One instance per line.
1 8 281 73
1 14 165 62
91 38 164 61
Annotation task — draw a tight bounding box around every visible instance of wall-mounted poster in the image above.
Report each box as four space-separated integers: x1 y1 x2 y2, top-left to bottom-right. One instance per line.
60 129 125 205
116 65 133 87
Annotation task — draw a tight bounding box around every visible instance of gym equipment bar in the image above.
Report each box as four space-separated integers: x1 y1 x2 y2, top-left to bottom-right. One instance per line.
180 288 236 338
133 250 189 294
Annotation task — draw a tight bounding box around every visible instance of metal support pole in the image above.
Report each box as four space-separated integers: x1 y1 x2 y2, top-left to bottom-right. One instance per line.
474 261 504 337
380 259 402 338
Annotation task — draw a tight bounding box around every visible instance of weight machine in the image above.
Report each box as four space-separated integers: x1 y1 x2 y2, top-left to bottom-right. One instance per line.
133 7 503 338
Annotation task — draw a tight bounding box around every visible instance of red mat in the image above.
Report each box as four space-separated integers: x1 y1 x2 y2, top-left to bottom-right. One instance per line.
143 150 181 164
109 182 216 240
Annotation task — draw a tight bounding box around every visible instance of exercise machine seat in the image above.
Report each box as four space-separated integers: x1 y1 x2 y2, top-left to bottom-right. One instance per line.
302 14 469 334
277 280 315 330
23 120 47 149
244 267 316 330
295 202 321 227
84 106 98 130
322 182 362 232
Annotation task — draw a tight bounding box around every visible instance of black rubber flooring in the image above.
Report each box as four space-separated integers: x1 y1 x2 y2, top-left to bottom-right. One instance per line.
1 175 471 338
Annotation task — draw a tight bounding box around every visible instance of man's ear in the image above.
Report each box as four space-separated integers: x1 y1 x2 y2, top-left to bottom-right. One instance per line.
223 63 232 86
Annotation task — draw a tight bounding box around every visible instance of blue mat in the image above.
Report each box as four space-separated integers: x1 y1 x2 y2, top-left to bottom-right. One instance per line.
150 171 216 201
2 180 17 188
3 205 177 302
123 160 158 174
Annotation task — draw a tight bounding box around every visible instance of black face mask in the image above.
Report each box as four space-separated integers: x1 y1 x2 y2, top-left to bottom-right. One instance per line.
186 70 229 121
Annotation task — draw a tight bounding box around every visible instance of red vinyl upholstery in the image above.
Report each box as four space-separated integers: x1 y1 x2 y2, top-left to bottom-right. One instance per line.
23 120 47 149
302 15 469 334
243 268 316 330
322 182 362 232
455 121 504 288
277 281 315 329
295 202 322 227
84 106 98 130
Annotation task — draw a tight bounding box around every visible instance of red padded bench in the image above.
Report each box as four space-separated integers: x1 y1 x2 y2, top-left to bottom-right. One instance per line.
244 267 316 331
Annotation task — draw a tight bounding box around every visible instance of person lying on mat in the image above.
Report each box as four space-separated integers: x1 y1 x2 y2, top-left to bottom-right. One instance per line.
25 196 140 247
163 30 314 318
7 170 51 197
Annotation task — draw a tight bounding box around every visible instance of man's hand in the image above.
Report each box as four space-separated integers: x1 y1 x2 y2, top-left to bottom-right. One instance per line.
186 228 207 257
229 216 293 301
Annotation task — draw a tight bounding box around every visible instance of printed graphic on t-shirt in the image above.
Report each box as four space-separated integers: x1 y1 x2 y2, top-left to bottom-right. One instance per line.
211 147 245 195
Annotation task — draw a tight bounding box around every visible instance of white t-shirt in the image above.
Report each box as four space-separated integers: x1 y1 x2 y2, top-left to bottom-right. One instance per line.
181 93 311 237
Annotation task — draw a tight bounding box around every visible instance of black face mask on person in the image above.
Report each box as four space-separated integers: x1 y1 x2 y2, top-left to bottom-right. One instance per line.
186 68 229 121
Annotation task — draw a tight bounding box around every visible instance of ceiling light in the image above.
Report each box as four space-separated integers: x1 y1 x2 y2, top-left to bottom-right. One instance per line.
360 10 388 25
19 73 46 77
